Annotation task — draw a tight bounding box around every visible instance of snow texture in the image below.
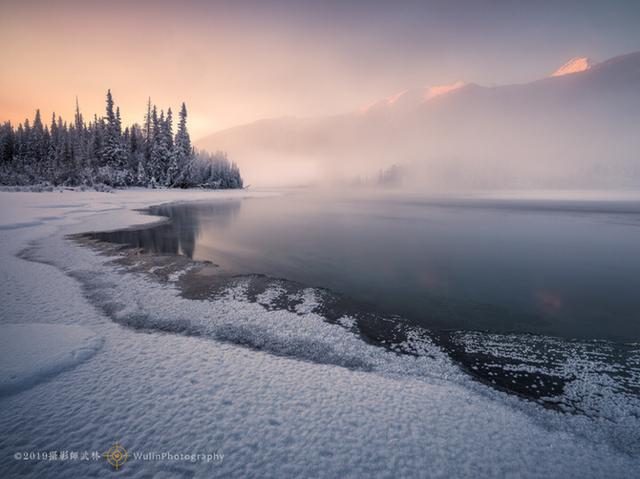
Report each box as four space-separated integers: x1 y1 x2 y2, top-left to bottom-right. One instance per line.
0 189 639 478
0 323 102 395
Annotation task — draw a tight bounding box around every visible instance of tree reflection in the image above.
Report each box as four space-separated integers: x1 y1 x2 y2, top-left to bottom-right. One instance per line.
89 200 241 259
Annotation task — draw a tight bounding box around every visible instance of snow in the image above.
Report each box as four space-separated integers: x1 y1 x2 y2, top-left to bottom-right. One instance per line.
424 80 467 100
360 81 466 112
551 57 593 77
0 323 102 395
0 188 639 478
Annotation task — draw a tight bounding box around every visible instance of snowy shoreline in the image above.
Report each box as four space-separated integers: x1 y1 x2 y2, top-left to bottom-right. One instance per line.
1 189 639 478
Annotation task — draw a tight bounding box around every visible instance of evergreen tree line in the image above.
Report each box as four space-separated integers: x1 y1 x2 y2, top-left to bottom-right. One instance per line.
0 90 243 189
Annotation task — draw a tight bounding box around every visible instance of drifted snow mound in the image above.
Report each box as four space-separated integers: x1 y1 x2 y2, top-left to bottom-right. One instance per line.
0 323 102 395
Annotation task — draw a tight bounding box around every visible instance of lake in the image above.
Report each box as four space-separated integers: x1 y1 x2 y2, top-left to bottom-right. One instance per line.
91 191 640 343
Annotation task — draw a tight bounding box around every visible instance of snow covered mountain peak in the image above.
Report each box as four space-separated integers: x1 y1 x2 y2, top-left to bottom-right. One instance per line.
360 80 467 113
551 57 593 77
424 80 467 100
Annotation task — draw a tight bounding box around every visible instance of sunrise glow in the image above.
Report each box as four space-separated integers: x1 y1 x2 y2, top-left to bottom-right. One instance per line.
550 57 593 77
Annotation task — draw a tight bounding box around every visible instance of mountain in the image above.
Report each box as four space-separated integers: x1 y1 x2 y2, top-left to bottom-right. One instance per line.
550 57 593 77
360 80 467 113
197 52 640 189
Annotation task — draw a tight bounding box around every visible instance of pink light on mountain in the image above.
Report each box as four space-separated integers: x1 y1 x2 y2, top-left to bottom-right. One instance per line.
424 80 466 100
551 57 593 77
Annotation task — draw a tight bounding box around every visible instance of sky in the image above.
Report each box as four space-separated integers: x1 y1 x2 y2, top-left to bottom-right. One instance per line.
1 0 639 140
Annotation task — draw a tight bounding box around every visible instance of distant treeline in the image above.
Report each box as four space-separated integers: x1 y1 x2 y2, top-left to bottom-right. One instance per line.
0 91 243 189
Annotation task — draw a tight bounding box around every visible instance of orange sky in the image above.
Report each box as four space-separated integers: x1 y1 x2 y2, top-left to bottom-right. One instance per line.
1 0 639 140
1 1 317 139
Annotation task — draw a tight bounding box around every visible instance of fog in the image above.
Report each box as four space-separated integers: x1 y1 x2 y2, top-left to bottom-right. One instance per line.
198 52 640 191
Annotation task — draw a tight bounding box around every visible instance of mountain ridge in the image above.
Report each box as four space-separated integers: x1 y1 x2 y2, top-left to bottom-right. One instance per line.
197 51 640 188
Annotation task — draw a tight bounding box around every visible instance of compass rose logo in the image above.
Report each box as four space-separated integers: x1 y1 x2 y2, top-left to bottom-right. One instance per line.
103 443 129 470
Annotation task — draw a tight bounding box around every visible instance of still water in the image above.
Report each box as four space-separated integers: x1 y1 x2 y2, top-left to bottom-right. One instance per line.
92 192 640 342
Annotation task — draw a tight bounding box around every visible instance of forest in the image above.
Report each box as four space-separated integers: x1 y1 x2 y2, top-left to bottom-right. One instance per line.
0 91 243 189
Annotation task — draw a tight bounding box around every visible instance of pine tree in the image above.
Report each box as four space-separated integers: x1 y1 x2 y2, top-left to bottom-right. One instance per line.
100 90 127 184
45 113 59 183
0 122 15 166
136 158 148 186
164 108 180 186
72 97 86 173
29 110 48 178
170 102 192 187
0 91 242 190
149 106 162 186
143 97 152 167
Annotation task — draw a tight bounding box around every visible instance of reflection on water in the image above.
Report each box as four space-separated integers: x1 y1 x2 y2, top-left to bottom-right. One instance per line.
86 193 640 343
90 200 241 259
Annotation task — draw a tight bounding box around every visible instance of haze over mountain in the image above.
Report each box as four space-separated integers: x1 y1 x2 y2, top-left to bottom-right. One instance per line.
197 51 640 189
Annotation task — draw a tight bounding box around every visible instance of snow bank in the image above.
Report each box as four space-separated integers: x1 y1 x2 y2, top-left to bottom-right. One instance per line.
0 323 102 395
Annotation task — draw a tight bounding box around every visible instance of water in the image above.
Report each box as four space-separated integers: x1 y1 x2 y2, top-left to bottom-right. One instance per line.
92 192 640 343
83 191 640 436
